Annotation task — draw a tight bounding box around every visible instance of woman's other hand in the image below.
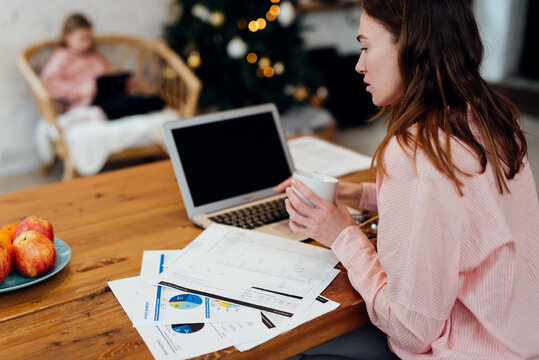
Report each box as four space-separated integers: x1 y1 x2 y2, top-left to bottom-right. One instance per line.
285 179 356 247
336 181 363 202
273 177 292 193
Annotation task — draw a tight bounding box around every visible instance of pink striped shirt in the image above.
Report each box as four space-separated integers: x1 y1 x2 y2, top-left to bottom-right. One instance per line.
332 135 539 359
40 47 108 110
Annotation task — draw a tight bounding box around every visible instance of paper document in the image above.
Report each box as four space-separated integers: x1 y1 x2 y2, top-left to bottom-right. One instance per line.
135 250 260 326
161 224 339 318
234 269 340 351
288 136 373 177
109 277 273 360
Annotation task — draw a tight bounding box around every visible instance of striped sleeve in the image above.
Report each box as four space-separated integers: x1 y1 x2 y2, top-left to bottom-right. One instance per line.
358 182 378 212
333 139 466 353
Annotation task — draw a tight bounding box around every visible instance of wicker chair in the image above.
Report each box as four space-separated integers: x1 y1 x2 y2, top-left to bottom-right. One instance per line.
18 35 202 181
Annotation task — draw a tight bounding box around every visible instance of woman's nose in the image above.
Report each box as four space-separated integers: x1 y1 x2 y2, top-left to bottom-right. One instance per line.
355 52 366 74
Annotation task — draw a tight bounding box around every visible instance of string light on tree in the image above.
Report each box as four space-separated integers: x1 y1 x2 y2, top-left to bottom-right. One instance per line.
248 20 259 32
248 18 267 32
246 52 258 63
269 5 280 17
264 67 275 78
256 18 267 30
266 11 277 22
237 19 247 30
165 0 322 111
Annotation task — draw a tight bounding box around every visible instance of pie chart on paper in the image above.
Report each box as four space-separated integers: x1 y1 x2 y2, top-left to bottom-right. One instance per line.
169 294 203 310
215 300 239 308
171 323 205 334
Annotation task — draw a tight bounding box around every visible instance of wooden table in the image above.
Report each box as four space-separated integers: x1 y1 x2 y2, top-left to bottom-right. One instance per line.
0 160 376 359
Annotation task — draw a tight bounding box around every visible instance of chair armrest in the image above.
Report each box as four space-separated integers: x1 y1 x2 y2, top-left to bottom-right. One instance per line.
154 41 202 117
16 52 60 132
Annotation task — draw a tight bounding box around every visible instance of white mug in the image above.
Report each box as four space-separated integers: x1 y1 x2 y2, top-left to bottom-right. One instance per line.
291 170 338 207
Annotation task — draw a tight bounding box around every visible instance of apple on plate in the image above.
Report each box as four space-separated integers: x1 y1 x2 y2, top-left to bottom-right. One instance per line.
13 231 56 278
0 242 11 284
14 216 54 243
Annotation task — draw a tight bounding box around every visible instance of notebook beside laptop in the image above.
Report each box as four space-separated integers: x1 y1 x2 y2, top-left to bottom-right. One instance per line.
162 103 307 241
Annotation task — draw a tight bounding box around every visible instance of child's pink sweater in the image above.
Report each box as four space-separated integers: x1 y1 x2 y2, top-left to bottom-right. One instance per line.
332 136 539 359
40 47 108 110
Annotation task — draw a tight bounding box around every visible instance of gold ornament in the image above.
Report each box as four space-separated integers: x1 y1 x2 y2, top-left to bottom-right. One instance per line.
187 51 201 68
209 11 225 27
258 57 271 69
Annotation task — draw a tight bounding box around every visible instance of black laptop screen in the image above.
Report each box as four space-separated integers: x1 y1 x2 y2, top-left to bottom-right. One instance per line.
171 112 292 207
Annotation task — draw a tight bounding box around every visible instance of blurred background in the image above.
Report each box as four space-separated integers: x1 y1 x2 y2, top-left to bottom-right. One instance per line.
0 0 537 193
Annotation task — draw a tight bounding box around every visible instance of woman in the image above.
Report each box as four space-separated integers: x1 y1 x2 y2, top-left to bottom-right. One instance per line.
279 0 539 358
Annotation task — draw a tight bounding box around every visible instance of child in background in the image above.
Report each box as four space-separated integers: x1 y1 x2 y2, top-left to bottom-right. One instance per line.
40 13 108 112
40 13 165 119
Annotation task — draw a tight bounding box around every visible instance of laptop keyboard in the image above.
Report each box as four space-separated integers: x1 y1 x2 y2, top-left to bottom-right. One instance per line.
208 198 288 229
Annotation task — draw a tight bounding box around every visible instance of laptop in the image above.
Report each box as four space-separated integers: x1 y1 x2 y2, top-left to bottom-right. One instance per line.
163 103 307 241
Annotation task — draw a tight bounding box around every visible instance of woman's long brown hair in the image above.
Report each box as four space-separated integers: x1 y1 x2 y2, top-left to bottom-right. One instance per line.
362 0 527 195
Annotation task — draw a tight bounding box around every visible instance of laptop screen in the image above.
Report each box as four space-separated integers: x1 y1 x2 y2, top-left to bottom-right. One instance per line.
171 111 291 207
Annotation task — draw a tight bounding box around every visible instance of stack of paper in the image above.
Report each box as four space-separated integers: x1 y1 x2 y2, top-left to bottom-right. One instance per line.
108 224 341 359
288 136 374 177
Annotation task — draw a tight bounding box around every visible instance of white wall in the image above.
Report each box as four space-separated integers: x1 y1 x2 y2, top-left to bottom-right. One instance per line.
473 0 527 82
302 7 363 55
0 0 172 176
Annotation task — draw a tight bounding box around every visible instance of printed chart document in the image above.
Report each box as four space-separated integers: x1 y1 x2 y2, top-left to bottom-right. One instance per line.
109 276 273 360
235 268 341 352
108 227 344 358
160 224 340 319
135 250 260 326
288 136 373 177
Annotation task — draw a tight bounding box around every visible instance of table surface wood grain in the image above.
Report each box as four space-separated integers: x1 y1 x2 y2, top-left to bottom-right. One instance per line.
0 159 376 359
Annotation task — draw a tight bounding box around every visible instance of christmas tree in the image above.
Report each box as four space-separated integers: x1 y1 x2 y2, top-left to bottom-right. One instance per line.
165 0 321 112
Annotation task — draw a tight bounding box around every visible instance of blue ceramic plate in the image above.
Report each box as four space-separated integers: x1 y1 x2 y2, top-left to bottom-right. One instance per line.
0 238 71 293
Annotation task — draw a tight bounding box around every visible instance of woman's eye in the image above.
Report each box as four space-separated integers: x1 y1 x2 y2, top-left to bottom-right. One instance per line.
359 46 367 52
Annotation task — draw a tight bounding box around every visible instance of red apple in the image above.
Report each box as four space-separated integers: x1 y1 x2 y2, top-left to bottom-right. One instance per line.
13 231 56 278
14 216 54 242
0 242 11 284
